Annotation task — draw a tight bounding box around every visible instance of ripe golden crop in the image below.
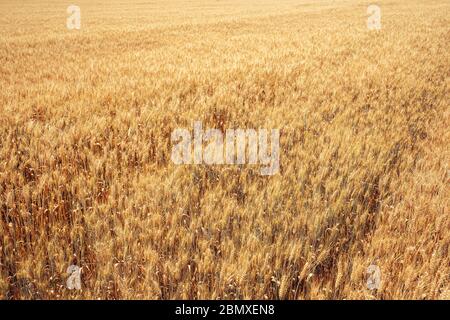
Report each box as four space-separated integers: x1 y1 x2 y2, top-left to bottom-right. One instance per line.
0 0 448 299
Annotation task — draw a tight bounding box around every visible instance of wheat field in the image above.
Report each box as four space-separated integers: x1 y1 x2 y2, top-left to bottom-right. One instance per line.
0 0 449 300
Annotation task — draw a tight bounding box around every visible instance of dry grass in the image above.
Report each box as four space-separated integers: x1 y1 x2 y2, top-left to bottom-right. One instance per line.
0 0 449 299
